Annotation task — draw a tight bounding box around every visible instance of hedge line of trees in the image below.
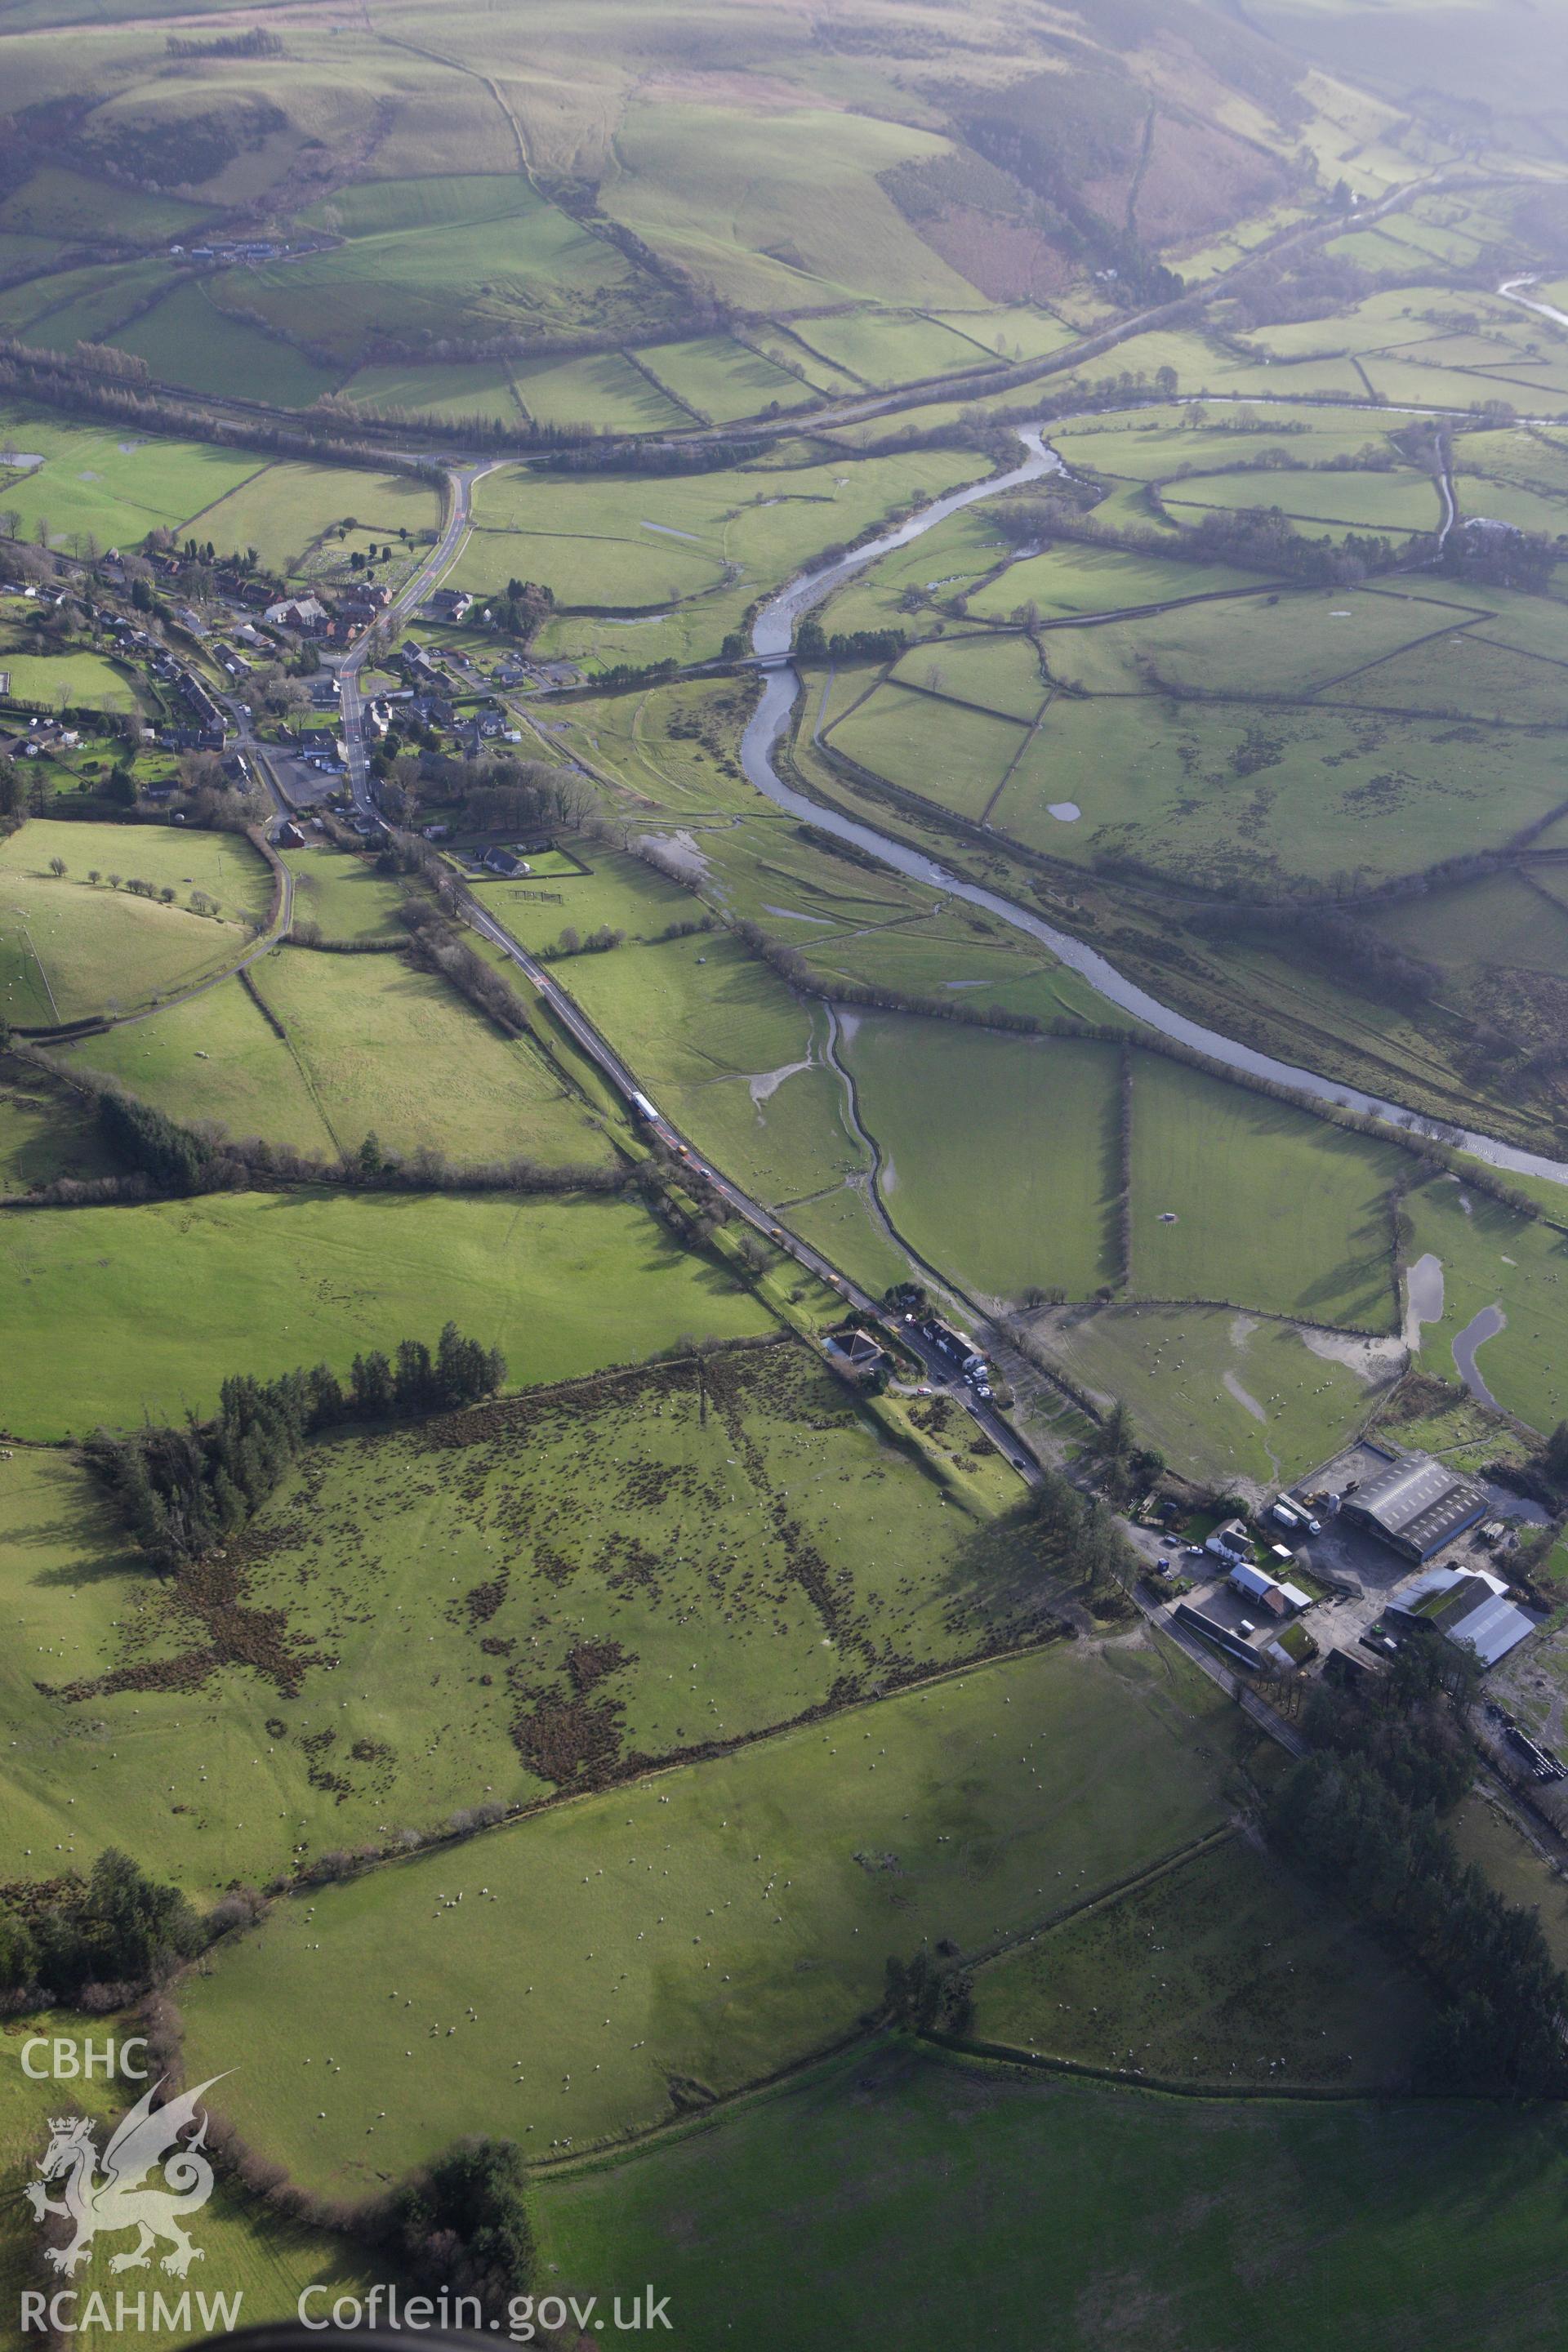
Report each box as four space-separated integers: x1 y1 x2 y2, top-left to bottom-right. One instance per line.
0 1850 212 2007
1273 1633 1568 2094
84 1327 506 1571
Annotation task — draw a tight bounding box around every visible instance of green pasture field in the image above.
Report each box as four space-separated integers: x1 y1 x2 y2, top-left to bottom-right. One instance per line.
1450 476 1568 537
0 1339 1037 1890
340 359 522 425
0 644 140 710
785 1182 918 1299
747 323 860 395
791 920 1093 1035
0 819 271 922
1455 427 1568 497
0 827 270 1025
985 693 1567 887
283 846 406 941
963 543 1268 624
467 447 987 614
0 1052 111 1193
0 164 206 245
548 929 858 1206
599 104 976 312
1450 1797 1568 1972
0 2001 381 2346
1120 581 1481 698
177 1641 1239 2186
885 632 1050 721
512 350 688 435
241 176 650 363
187 462 441 577
1404 1180 1568 1432
630 336 817 423
1337 629 1568 724
468 849 697 949
63 974 337 1156
972 1830 1430 2088
1036 1303 1399 1490
1160 466 1443 537
790 308 996 388
1128 1055 1402 1330
0 404 264 551
826 686 1022 822
813 508 1006 638
931 307 1076 361
840 1017 1120 1304
246 946 611 1166
1053 405 1411 477
116 280 341 408
0 1191 773 1441
0 258 171 354
534 2038 1568 2352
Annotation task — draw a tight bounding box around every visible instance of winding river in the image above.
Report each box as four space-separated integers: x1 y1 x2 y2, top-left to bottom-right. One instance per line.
741 423 1568 1184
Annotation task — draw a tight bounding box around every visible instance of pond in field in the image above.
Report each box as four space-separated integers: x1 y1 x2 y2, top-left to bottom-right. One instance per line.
1453 1302 1507 1411
1404 1252 1444 1347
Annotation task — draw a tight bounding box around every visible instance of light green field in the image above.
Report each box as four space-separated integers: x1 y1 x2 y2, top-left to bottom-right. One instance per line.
511 350 688 435
599 105 976 311
985 693 1566 886
178 1641 1236 2186
0 257 172 354
0 2001 380 2348
1161 466 1442 537
814 507 1008 637
790 308 995 387
973 1831 1430 2087
1405 1180 1568 1432
843 1018 1120 1304
1338 629 1568 724
0 644 140 710
886 632 1050 721
554 930 856 1205
630 335 817 423
283 847 406 941
0 1339 1036 1891
1124 581 1478 698
0 1191 773 1441
247 947 610 1165
186 462 441 576
241 176 650 363
0 405 264 551
0 165 206 244
964 543 1268 624
340 359 522 425
0 1053 109 1193
1038 1302 1398 1489
62 975 335 1155
0 823 271 1024
1129 1057 1401 1330
461 448 988 625
534 2038 1568 2352
0 817 273 918
828 687 1022 821
116 280 341 408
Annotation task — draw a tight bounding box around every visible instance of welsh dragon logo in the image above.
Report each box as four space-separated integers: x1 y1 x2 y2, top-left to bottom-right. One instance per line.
24 2077 226 2278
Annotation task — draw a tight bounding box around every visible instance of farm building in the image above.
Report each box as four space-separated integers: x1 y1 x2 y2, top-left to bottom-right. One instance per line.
1388 1564 1536 1668
1228 1561 1311 1618
1340 1453 1486 1563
